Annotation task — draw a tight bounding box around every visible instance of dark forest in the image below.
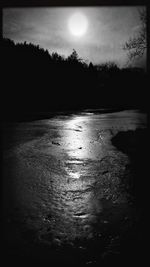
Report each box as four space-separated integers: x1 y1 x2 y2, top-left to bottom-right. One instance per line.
1 38 147 121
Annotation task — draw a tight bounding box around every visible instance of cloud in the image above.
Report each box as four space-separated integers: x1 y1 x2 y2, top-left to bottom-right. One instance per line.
3 7 146 68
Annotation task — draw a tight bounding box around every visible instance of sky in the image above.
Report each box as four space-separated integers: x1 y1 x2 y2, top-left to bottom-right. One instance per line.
3 6 146 68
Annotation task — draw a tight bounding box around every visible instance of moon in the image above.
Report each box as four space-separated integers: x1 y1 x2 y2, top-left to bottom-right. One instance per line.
68 12 88 37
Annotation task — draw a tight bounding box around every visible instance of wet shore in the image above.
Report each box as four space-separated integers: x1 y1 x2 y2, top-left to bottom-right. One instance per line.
1 110 147 266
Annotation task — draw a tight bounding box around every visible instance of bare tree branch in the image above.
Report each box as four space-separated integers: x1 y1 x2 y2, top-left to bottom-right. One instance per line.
123 8 147 61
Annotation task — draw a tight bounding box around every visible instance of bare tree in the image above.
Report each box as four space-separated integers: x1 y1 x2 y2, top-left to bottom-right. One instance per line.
123 8 147 61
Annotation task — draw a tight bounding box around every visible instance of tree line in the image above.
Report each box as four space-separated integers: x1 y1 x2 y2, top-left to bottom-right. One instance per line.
2 37 147 117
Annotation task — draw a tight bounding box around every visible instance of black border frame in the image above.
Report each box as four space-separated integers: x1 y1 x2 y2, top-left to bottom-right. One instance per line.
0 0 148 7
0 2 149 265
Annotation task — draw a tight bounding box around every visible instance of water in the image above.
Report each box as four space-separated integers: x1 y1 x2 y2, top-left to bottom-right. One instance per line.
2 109 147 265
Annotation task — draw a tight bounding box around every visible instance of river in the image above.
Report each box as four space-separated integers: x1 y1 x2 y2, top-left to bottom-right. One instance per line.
2 109 147 266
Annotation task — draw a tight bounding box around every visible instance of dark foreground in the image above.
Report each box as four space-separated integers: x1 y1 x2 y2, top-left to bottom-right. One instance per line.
1 110 147 266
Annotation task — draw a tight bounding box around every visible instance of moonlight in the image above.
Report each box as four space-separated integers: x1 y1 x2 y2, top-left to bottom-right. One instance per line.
68 12 88 37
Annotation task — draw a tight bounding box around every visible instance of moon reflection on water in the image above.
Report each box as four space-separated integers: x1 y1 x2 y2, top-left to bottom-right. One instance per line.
2 110 147 264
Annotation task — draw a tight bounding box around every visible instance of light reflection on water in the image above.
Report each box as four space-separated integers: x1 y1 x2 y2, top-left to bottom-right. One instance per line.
46 172 100 243
60 115 103 160
5 110 147 251
38 110 147 244
66 169 80 179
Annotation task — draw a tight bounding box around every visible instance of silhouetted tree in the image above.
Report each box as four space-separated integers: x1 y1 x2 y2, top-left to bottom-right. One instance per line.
95 62 119 72
123 8 147 60
89 62 94 69
67 49 83 63
2 37 147 112
51 52 64 62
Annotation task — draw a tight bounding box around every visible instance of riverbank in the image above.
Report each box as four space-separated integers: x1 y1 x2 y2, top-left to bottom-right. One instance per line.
1 107 147 123
111 127 148 265
111 127 148 202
